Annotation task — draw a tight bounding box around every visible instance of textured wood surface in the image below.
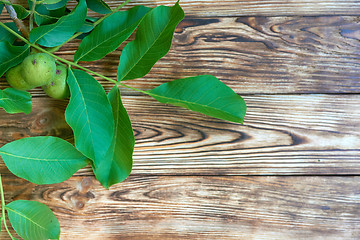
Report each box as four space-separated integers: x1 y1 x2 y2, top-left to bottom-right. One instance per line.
1 175 360 240
2 15 360 94
93 1 360 17
0 0 360 239
9 0 360 17
0 95 359 176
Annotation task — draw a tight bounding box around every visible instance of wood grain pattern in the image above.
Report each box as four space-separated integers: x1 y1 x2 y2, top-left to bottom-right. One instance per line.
1 1 359 239
7 0 360 17
1 175 359 239
6 0 360 17
0 94 359 176
76 1 360 17
2 16 360 95
109 16 360 94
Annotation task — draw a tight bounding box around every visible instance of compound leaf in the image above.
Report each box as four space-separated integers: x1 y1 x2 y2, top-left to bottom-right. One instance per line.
147 75 247 123
75 5 151 62
86 0 111 14
29 0 87 47
65 68 114 163
6 200 60 240
0 136 88 184
0 88 32 114
0 41 30 78
117 1 184 81
93 86 134 189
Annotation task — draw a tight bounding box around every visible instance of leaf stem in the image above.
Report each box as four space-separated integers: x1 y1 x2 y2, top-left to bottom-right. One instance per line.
88 0 131 27
94 0 131 26
94 0 132 26
112 0 132 13
0 19 29 43
29 0 37 31
0 20 150 95
0 174 16 240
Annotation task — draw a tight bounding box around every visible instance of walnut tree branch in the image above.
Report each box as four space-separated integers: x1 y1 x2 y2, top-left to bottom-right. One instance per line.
4 4 29 39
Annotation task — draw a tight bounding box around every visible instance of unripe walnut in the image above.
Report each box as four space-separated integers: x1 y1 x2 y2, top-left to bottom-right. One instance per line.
21 53 56 87
42 65 70 99
6 64 36 90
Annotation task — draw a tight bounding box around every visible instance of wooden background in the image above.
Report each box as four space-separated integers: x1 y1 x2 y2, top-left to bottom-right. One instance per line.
1 0 360 239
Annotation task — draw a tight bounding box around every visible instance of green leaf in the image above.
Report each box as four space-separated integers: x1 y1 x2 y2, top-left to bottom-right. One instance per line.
38 2 67 17
0 88 32 114
30 0 67 26
75 5 151 62
65 68 114 163
79 20 94 33
147 75 247 123
93 86 134 189
117 2 184 81
0 3 28 19
0 41 30 78
34 12 60 26
29 0 87 47
86 16 98 22
6 200 60 240
0 136 88 184
43 0 64 4
44 0 69 10
0 22 20 43
12 4 30 19
86 0 111 14
75 18 97 40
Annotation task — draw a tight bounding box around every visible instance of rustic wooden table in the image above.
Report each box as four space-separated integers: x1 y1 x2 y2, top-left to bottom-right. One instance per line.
1 0 360 239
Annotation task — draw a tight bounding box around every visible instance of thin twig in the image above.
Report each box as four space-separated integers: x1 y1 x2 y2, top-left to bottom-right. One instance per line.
0 174 16 240
29 0 36 31
4 4 29 39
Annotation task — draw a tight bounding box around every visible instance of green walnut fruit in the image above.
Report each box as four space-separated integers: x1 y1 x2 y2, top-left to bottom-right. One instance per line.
6 64 36 90
42 65 70 99
21 53 56 87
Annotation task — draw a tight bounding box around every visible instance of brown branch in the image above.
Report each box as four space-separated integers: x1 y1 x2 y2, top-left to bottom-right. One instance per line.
4 4 29 39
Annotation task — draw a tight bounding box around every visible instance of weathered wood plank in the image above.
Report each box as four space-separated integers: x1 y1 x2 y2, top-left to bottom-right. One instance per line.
66 0 360 17
0 2 357 240
2 16 360 95
123 1 360 17
111 16 360 94
5 0 360 17
0 94 359 175
1 175 359 239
